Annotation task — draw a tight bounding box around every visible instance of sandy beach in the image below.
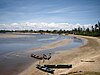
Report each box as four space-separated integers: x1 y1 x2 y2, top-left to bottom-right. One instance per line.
18 35 100 75
0 33 38 38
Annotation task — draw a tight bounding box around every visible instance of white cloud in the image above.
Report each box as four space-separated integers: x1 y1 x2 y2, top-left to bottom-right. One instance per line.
0 22 92 30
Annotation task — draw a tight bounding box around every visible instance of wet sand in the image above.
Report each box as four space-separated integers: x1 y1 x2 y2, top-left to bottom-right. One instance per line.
0 33 37 38
19 35 100 75
26 38 72 53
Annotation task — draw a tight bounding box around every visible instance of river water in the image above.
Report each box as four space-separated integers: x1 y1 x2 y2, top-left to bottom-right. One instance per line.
0 34 84 75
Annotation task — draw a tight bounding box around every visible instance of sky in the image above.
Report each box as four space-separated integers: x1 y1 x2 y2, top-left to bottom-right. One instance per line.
0 0 100 30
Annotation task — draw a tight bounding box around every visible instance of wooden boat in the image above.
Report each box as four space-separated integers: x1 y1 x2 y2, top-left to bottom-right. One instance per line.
31 54 43 60
31 53 51 60
43 53 51 60
44 64 72 68
36 64 55 74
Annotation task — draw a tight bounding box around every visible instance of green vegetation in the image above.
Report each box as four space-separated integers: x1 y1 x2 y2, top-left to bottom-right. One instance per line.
0 21 100 37
72 21 100 37
0 29 68 35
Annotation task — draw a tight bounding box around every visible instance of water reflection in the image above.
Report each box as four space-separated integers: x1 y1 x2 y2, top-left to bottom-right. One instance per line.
0 34 84 75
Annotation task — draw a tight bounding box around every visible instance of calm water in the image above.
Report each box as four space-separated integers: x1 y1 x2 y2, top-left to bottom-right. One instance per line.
0 34 84 75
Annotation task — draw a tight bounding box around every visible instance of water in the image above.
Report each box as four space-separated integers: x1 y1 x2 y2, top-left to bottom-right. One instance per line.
33 37 84 54
0 34 84 75
0 34 65 55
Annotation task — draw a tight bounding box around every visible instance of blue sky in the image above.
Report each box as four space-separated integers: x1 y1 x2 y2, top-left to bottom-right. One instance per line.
0 0 100 24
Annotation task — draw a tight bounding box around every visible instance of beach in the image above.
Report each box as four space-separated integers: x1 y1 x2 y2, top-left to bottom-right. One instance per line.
0 0 99 75
0 33 74 75
0 33 100 75
19 35 100 75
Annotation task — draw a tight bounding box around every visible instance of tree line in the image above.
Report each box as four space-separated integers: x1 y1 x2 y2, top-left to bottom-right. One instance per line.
0 21 100 37
0 29 68 35
72 21 100 36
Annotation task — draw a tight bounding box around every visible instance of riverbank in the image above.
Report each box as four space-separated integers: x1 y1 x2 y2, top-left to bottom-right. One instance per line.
0 33 74 75
19 35 100 75
0 33 39 38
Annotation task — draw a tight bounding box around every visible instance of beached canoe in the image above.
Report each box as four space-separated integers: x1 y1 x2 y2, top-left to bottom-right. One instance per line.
36 64 55 74
31 53 51 60
44 64 72 68
31 54 43 60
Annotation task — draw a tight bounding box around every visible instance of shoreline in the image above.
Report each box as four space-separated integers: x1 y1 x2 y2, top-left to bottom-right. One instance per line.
0 32 57 38
1 33 100 75
0 33 73 75
0 33 39 38
19 35 100 75
27 38 72 53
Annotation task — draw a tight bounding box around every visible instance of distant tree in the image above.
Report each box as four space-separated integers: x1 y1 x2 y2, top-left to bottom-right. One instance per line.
74 28 78 32
58 29 63 34
46 30 51 33
78 26 81 32
86 28 90 32
91 26 94 32
29 30 33 32
98 21 100 33
95 24 98 32
52 30 58 34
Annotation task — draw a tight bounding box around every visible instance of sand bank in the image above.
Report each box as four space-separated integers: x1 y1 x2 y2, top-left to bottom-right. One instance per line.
19 35 100 75
0 33 72 75
0 33 35 38
25 38 72 54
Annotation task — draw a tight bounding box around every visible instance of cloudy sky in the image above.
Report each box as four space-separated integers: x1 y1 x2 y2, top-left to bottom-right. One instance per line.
0 0 100 30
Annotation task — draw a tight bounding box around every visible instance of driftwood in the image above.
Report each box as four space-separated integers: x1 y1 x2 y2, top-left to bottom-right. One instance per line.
81 60 95 62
